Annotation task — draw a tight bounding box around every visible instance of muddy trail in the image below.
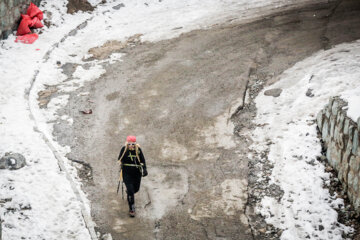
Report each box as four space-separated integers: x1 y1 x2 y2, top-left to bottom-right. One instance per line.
51 0 360 239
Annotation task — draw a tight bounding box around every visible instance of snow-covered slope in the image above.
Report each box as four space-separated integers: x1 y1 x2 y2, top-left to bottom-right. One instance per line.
252 40 360 239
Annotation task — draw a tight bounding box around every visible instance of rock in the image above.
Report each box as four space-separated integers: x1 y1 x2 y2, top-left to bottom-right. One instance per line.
0 156 6 169
325 106 331 118
67 0 94 14
112 3 125 10
325 166 333 172
331 100 339 116
264 88 282 97
306 88 314 97
60 62 77 78
352 129 358 155
330 115 336 138
0 198 12 203
316 111 324 130
0 153 26 170
258 228 266 234
328 97 335 109
38 98 49 108
101 233 113 240
38 90 53 98
344 119 350 135
322 120 329 140
37 86 58 108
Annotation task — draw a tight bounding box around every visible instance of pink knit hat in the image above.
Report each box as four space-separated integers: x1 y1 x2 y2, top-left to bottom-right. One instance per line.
126 135 136 142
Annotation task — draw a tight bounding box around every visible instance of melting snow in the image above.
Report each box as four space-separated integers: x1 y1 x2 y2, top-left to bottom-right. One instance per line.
251 40 360 239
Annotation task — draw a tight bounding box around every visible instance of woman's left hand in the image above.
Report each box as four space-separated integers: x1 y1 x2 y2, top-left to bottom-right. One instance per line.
142 168 148 177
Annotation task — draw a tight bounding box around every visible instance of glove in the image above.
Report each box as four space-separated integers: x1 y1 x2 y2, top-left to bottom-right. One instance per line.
142 168 148 177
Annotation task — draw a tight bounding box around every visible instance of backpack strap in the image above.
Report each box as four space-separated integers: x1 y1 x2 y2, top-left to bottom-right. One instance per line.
135 144 144 176
135 144 143 166
118 142 128 164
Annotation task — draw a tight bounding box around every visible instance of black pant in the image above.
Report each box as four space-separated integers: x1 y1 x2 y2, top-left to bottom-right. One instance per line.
123 171 141 210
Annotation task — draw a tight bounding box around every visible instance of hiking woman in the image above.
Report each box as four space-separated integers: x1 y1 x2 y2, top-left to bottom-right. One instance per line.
118 135 148 217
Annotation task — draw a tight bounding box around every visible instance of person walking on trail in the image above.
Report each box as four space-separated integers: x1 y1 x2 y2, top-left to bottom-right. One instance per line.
118 135 148 217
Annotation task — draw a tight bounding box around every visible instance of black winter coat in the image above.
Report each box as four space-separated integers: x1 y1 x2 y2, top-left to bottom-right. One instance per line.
118 146 147 176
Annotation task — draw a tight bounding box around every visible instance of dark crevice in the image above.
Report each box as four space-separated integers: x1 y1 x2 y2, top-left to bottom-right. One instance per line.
68 157 94 183
231 61 257 119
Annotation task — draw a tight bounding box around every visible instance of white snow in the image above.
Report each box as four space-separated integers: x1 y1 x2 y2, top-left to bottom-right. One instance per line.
341 92 360 122
0 0 340 238
87 0 103 7
251 40 360 239
0 1 94 239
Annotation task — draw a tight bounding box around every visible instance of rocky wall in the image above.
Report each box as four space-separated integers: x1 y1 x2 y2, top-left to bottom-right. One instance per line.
0 0 42 40
317 97 360 213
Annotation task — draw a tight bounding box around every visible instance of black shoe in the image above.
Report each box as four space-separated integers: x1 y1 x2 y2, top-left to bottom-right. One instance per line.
129 205 135 217
129 210 135 217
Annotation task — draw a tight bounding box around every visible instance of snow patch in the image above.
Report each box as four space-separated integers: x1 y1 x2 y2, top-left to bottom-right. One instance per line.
87 0 103 7
341 90 360 122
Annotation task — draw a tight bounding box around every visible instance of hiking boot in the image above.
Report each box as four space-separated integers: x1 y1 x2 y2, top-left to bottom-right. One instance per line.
129 210 135 217
129 205 135 217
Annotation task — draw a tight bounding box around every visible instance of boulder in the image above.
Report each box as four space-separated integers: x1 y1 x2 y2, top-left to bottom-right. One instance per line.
0 153 26 170
264 88 282 97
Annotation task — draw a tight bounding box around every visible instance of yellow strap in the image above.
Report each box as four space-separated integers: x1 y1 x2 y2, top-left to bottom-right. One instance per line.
122 163 144 176
119 169 123 181
123 163 142 167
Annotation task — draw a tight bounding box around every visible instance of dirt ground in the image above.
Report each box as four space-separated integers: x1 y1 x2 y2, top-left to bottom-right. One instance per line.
52 0 360 239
